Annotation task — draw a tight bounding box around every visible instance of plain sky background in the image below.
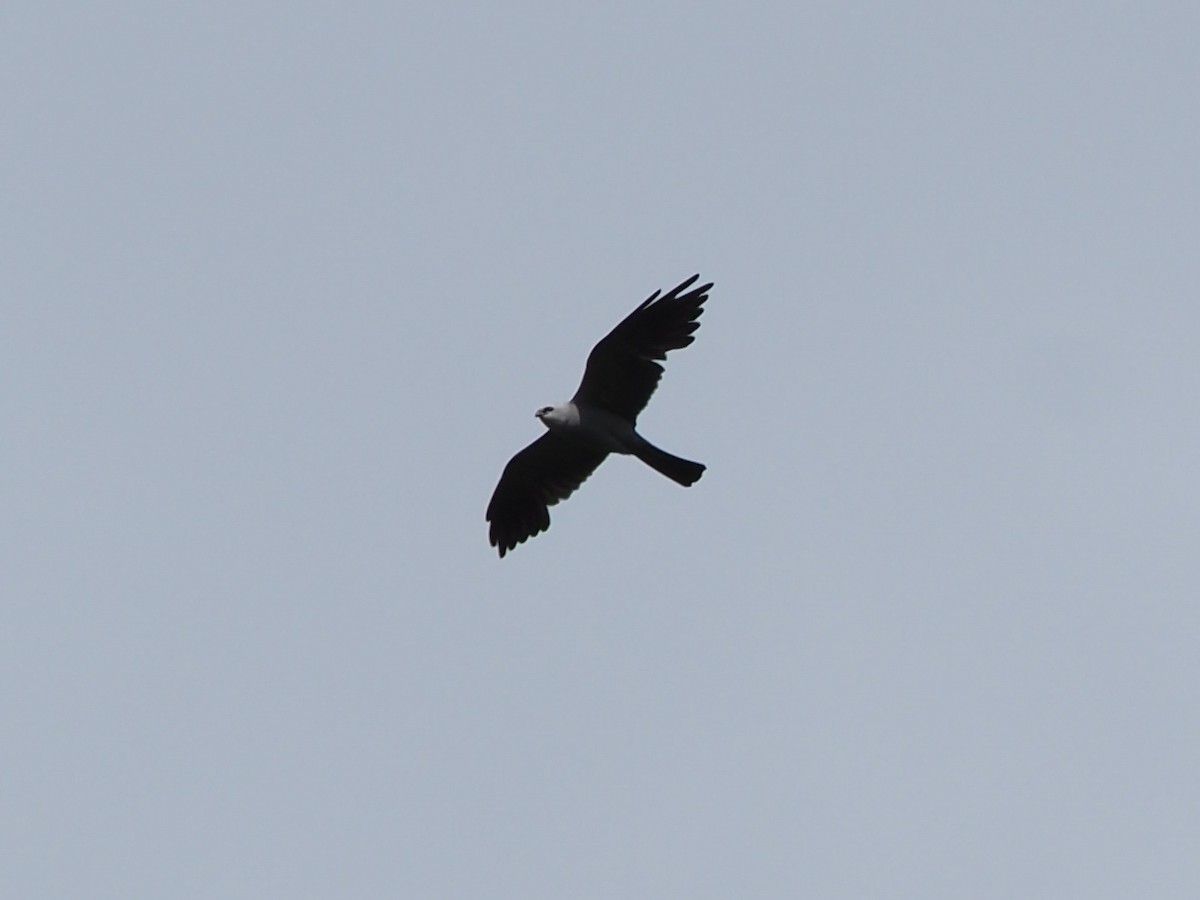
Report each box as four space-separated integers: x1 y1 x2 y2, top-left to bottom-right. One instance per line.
5 2 1199 897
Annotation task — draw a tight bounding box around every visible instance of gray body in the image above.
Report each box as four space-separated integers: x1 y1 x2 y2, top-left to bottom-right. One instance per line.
487 275 710 557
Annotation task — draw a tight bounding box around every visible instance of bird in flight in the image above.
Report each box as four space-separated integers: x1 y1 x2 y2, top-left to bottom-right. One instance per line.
486 274 711 557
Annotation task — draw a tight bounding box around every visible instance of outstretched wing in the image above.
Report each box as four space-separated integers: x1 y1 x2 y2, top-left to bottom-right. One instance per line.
486 433 609 558
571 274 710 424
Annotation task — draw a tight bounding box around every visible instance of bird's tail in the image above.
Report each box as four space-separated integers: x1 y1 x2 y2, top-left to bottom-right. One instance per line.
634 440 706 487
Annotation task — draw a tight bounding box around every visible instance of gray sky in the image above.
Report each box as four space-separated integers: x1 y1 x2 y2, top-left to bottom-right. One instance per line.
5 2 1199 897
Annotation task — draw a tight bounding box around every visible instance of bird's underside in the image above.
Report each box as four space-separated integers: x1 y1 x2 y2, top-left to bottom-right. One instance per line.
486 274 711 557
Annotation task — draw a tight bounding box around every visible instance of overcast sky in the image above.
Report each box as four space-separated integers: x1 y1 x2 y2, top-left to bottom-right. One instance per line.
5 2 1199 897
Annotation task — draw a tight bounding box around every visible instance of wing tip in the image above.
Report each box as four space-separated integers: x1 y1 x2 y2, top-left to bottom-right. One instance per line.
664 273 713 306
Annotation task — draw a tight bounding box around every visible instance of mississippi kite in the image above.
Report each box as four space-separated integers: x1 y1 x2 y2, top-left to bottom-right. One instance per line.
486 274 711 557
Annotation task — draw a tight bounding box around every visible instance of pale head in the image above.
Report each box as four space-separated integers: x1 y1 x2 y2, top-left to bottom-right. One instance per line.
534 403 578 430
